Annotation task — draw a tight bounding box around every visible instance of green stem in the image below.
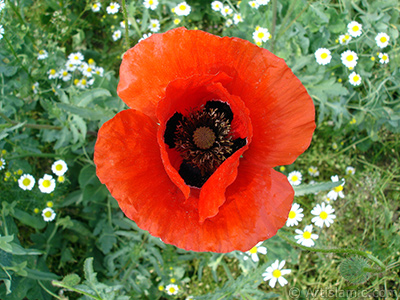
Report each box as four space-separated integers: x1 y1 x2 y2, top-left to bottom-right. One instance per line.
277 231 386 272
121 0 131 50
52 281 103 300
278 3 309 41
3 36 33 81
7 1 37 47
8 153 62 159
276 0 298 39
0 111 62 130
270 0 278 52
38 280 64 300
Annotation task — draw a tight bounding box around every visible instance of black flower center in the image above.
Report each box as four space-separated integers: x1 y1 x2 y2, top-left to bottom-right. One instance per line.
164 100 247 188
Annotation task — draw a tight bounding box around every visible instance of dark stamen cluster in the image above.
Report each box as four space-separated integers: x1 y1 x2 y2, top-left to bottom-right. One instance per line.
164 101 246 188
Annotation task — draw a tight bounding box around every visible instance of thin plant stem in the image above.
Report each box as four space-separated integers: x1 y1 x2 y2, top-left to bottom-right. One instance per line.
52 281 103 300
121 0 131 50
270 0 278 52
38 281 64 300
3 36 33 81
0 111 62 130
277 231 386 272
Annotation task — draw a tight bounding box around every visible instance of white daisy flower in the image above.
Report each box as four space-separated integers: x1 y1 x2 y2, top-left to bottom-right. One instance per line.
211 1 223 11
339 33 352 45
262 260 291 288
341 50 358 68
311 203 336 228
314 48 332 65
94 66 104 77
256 0 270 5
42 207 56 222
82 64 95 77
38 174 56 194
76 78 90 89
308 166 319 177
233 13 243 24
32 82 39 94
38 49 48 60
225 19 233 27
252 26 271 44
286 203 304 227
91 2 101 12
138 33 152 42
327 175 345 200
378 52 389 64
18 174 35 190
349 72 362 86
249 1 260 9
288 171 302 186
149 19 160 32
345 166 356 175
65 61 77 72
0 0 5 11
120 20 132 28
58 69 72 81
112 30 122 41
106 2 120 14
174 2 191 16
323 194 333 204
47 69 58 80
0 157 6 170
0 25 4 40
143 0 158 10
243 242 267 262
221 5 233 16
68 52 84 65
295 225 319 247
165 284 179 295
375 32 389 48
347 21 362 37
51 160 68 176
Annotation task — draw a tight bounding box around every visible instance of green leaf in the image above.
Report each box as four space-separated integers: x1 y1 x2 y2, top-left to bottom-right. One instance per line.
84 257 98 284
11 208 46 230
339 256 371 284
71 88 112 107
56 102 114 121
10 243 42 256
61 274 81 286
0 235 14 253
308 78 349 103
293 180 344 196
79 165 100 188
25 268 60 281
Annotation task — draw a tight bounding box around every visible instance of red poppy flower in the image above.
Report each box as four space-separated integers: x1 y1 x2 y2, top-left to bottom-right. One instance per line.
94 27 315 253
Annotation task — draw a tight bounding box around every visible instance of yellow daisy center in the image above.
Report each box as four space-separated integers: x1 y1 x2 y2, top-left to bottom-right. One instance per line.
88 58 94 64
74 55 79 60
55 164 63 171
174 19 181 24
74 79 79 85
39 50 44 54
321 52 328 59
22 178 31 186
353 75 360 82
257 32 264 39
272 269 281 278
344 34 350 40
149 0 154 4
249 246 258 254
291 175 298 182
110 4 115 9
179 4 186 10
319 211 328 220
352 25 359 31
288 211 296 219
168 287 176 293
303 231 311 239
58 176 65 183
382 55 388 60
47 201 54 207
50 69 56 75
81 79 87 85
380 36 387 43
346 55 354 61
334 185 343 192
93 4 98 8
62 71 68 76
42 179 51 188
44 211 52 218
87 67 92 72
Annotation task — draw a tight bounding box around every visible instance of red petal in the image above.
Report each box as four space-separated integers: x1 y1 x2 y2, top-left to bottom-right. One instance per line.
118 28 314 167
94 109 292 252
